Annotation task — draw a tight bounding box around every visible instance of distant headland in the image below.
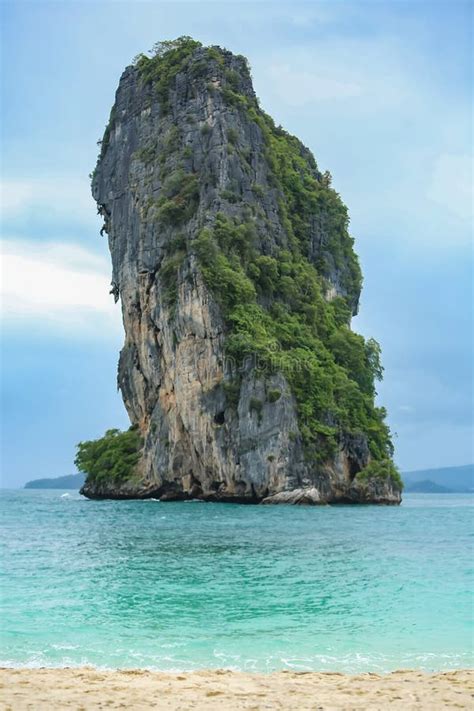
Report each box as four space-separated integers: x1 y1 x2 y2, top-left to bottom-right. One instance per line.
24 474 85 490
403 464 473 493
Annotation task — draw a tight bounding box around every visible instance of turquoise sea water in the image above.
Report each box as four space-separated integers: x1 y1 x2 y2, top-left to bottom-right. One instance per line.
1 490 473 672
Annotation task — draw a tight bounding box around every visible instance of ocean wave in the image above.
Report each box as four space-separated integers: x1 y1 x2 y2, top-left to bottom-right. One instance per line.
1 650 471 674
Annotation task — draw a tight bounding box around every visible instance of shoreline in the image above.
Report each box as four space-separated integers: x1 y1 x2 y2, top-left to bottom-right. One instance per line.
1 667 473 710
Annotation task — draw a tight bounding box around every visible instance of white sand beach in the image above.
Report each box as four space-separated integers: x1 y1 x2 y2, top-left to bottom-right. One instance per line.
1 667 473 710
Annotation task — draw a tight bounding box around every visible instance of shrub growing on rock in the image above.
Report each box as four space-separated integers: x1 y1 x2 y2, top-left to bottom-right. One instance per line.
75 427 143 484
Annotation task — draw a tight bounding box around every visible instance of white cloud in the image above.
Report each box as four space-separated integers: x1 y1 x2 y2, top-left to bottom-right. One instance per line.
0 240 120 332
1 178 97 228
426 153 473 221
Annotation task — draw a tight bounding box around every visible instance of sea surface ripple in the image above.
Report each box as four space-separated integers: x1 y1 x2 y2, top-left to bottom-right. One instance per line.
1 490 472 672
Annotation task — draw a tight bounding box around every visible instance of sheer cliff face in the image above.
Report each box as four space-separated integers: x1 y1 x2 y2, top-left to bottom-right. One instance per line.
87 42 401 504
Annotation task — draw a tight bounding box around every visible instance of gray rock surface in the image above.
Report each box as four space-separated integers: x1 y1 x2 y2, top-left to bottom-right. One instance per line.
82 44 401 505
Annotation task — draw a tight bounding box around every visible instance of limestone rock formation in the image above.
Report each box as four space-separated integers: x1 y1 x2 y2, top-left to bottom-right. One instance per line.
81 38 402 505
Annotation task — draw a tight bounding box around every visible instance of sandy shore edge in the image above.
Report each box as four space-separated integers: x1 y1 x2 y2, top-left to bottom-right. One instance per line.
1 667 473 710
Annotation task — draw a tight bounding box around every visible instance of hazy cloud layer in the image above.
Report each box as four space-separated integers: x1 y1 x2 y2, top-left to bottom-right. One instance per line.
1 240 119 332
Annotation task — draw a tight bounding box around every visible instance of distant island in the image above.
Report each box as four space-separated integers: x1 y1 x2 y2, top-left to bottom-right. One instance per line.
404 480 455 494
24 474 85 490
403 464 473 493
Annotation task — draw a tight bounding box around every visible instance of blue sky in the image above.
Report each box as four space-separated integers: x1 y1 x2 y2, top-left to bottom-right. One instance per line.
1 0 472 487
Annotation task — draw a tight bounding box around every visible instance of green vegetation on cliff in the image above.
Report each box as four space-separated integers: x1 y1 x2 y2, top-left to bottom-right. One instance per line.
195 214 392 462
356 460 403 489
135 37 203 113
75 427 143 485
248 108 362 303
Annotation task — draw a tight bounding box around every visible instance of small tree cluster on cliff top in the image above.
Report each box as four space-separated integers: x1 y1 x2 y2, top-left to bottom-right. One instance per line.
132 36 202 65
